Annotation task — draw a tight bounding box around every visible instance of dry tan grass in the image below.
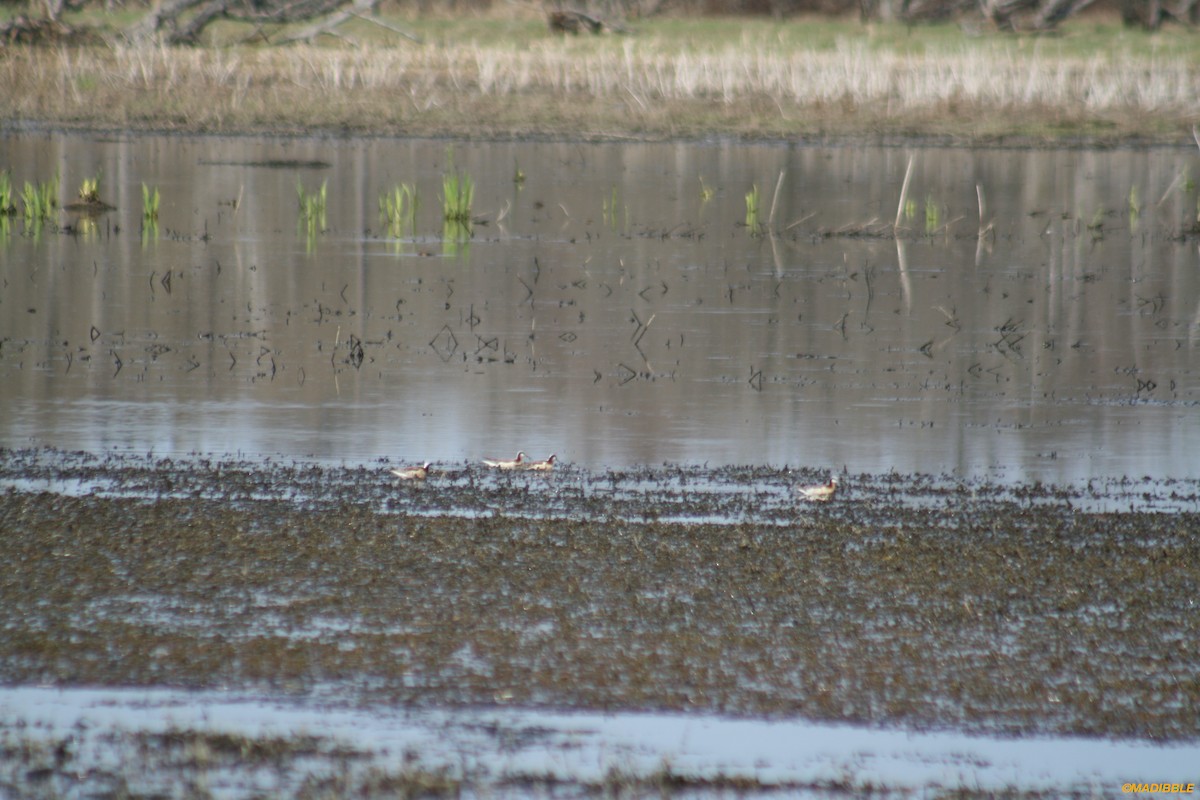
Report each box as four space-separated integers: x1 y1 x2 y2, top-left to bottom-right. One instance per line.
0 30 1195 141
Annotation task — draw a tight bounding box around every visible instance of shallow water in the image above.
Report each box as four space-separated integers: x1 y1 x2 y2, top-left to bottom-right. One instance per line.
2 132 1199 484
5 686 1197 798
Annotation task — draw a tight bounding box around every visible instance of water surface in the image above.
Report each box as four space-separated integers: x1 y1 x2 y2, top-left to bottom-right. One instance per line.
5 686 1195 798
3 132 1198 484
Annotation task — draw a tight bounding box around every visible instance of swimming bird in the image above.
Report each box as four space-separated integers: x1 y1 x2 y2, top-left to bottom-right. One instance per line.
523 454 557 471
391 462 431 481
797 476 838 502
483 451 526 469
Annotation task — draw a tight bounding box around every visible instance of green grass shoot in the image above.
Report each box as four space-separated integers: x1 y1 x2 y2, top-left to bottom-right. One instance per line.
441 162 474 225
924 194 940 234
142 183 160 221
297 178 327 251
78 173 101 204
602 186 629 232
297 179 327 222
21 174 59 223
0 171 15 216
745 184 760 234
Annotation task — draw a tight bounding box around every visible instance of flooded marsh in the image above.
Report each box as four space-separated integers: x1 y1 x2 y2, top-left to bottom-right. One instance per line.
3 130 1200 796
2 450 1200 796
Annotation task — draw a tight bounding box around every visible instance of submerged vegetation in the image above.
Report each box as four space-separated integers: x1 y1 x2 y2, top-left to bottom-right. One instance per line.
1 450 1198 744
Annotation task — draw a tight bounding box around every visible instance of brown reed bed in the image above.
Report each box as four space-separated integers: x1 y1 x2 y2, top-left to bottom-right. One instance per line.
0 15 1195 143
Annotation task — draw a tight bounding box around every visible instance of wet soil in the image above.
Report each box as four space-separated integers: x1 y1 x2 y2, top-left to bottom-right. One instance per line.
3 447 1198 748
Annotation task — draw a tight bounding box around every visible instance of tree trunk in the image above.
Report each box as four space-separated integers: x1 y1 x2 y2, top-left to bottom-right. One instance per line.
126 0 218 43
1032 0 1097 28
978 0 1034 29
124 0 404 45
1118 0 1164 26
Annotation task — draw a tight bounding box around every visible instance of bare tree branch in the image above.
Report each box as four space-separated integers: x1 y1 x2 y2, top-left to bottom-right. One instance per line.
124 0 418 46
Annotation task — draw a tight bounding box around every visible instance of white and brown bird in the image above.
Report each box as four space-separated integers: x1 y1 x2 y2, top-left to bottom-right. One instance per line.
391 462 431 481
523 454 557 471
483 451 526 469
797 476 838 502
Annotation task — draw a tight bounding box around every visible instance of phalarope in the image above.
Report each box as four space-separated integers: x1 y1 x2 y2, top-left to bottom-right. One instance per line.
797 476 838 502
523 454 557 471
391 462 431 481
483 451 526 469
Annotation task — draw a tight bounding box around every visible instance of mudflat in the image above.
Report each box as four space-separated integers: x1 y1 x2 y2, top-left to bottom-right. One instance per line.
3 448 1198 742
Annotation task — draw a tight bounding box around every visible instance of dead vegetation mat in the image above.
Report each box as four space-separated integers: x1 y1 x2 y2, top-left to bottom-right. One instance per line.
2 450 1198 742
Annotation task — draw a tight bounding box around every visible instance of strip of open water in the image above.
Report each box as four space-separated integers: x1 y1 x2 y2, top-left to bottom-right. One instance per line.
3 687 1196 798
3 132 1200 485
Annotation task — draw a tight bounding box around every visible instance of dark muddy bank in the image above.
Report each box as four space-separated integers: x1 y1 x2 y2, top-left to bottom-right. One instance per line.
2 447 1198 745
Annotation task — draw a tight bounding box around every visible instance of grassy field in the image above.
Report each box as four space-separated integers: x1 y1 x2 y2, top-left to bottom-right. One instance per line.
1 8 1198 143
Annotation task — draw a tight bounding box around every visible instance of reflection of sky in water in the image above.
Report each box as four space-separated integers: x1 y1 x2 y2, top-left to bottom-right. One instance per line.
2 132 1199 484
4 392 1193 491
3 687 1195 795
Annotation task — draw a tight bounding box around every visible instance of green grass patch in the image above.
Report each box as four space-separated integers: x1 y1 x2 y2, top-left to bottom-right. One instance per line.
0 170 15 217
440 151 474 225
379 182 418 239
745 183 761 235
297 178 327 252
21 174 59 224
77 173 101 204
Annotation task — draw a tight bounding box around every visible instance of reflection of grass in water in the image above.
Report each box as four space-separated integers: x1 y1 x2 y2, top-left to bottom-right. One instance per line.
602 185 628 232
442 219 471 257
924 194 940 234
